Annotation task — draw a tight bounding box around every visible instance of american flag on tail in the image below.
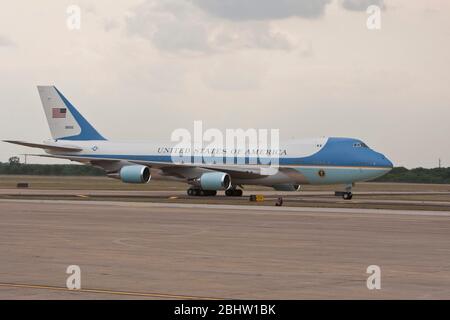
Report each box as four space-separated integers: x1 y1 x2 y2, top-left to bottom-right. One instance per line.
52 108 67 118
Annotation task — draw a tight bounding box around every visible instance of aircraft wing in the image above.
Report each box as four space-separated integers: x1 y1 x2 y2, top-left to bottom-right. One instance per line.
31 154 270 179
3 140 83 152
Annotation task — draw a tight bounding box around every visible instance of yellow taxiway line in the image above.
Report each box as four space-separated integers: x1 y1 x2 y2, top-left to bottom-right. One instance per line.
0 283 223 300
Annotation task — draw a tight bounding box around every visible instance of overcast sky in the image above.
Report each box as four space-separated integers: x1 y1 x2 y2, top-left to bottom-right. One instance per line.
0 0 449 168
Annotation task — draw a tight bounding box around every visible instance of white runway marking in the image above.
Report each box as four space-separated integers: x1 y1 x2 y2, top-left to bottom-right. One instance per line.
1 199 449 217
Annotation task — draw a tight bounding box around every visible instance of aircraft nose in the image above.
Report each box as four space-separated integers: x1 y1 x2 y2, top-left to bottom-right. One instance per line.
378 153 393 169
366 149 393 169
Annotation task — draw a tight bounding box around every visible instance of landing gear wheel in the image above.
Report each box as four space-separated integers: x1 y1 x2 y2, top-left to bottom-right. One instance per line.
202 190 217 196
187 188 217 197
225 188 243 197
342 192 353 200
187 188 201 196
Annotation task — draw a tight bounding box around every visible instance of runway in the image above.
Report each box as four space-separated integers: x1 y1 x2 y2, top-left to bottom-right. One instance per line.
0 199 449 299
1 188 450 211
2 188 450 197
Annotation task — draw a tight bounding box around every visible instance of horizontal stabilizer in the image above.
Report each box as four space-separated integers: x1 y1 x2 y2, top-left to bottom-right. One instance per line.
3 140 82 152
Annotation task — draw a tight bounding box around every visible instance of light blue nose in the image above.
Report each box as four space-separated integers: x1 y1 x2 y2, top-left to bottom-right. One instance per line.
369 150 393 169
379 153 394 169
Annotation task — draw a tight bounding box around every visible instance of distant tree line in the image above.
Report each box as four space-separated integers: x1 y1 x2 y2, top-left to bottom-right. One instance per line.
0 162 105 176
1 162 450 183
374 167 450 184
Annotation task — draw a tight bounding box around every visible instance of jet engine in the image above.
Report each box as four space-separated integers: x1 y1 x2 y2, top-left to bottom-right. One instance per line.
198 172 231 190
119 165 151 184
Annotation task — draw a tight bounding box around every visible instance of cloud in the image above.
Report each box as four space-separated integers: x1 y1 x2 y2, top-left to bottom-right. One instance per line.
341 0 384 12
190 0 332 21
147 19 211 53
104 18 121 32
126 0 212 53
202 55 267 91
126 0 296 53
210 23 294 51
0 35 15 47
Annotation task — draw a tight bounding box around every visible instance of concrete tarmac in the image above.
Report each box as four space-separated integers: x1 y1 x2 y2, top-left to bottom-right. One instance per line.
2 188 450 211
2 188 450 197
0 199 449 299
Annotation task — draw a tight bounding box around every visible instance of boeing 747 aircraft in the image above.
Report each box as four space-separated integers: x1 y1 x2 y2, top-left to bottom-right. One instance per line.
4 86 393 199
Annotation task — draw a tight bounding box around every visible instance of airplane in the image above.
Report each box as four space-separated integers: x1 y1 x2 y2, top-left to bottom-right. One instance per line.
3 86 393 200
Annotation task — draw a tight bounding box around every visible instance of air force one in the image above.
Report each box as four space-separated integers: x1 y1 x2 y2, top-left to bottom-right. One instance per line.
4 86 393 200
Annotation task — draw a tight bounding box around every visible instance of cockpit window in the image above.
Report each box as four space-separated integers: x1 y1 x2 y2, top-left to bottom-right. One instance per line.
353 142 369 148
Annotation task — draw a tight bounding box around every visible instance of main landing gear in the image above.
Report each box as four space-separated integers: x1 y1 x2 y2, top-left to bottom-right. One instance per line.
186 187 243 197
187 188 217 197
225 188 243 197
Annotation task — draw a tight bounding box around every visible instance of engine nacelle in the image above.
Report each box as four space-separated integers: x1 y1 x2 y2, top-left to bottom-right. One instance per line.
119 165 151 184
272 184 301 191
199 172 231 190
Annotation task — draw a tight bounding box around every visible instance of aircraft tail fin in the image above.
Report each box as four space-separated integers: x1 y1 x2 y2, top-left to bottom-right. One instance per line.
37 86 106 141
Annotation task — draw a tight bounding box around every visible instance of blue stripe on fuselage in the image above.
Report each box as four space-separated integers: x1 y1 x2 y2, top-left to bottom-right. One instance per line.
65 138 392 168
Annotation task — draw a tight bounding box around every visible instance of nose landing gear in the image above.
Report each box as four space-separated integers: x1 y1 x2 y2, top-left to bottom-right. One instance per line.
342 192 353 200
335 184 354 200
